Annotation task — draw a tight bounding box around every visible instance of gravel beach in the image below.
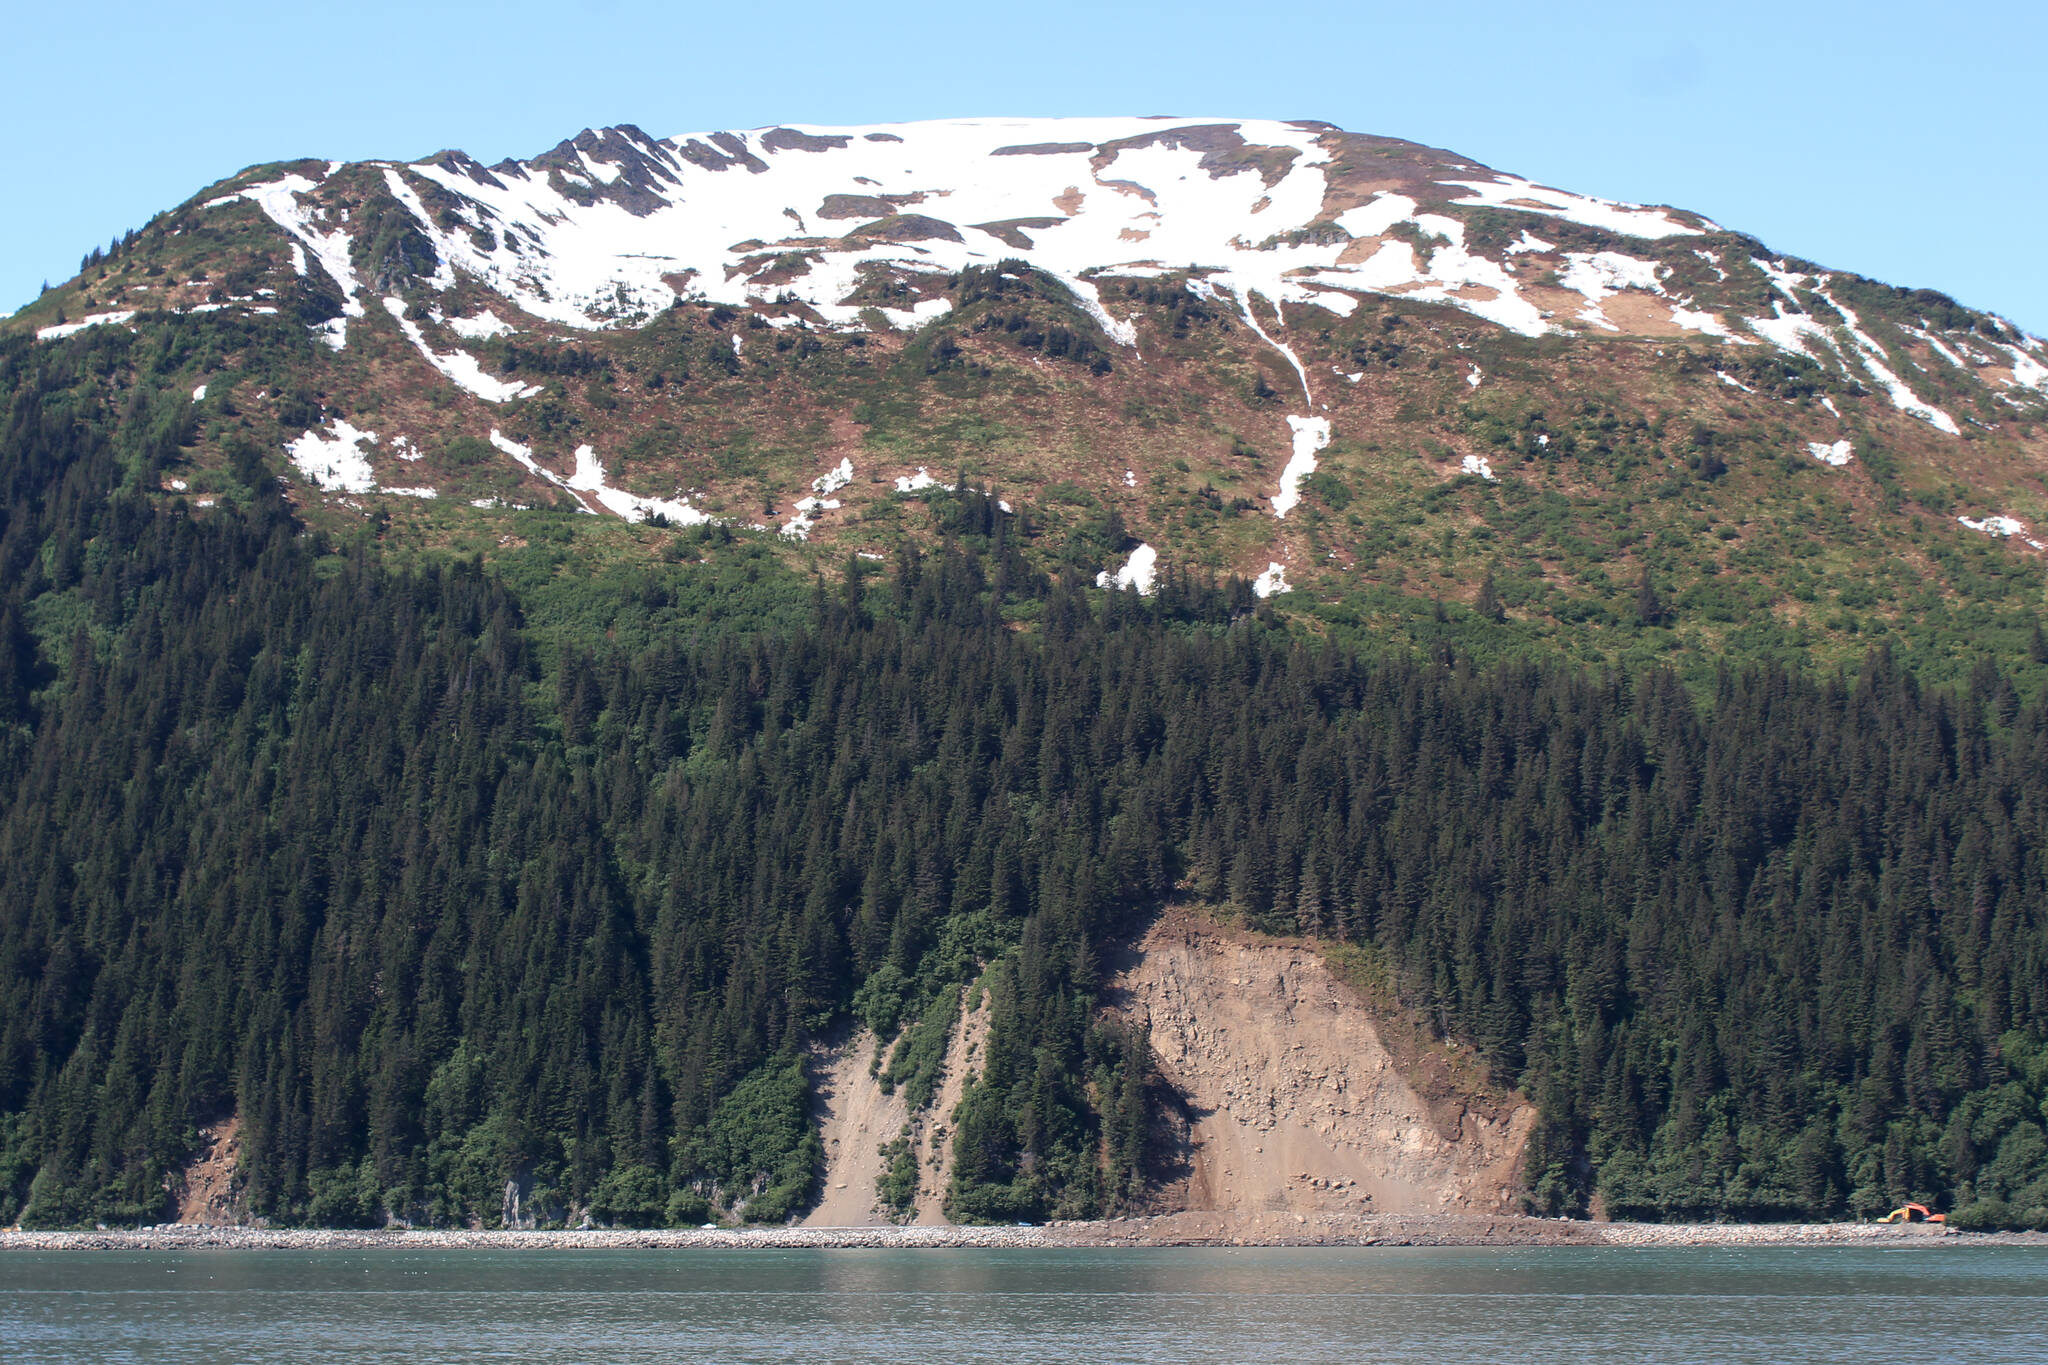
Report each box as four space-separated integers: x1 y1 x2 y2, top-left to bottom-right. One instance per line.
3 1214 2031 1252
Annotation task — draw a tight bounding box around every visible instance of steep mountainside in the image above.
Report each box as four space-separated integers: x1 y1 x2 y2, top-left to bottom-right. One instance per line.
6 118 2048 1236
10 116 2048 675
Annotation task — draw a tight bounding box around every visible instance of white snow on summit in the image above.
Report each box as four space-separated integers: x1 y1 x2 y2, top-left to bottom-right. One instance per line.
207 117 1740 355
1440 175 1706 240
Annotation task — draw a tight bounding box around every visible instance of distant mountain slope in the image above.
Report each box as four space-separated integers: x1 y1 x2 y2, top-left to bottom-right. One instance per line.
8 128 2048 1235
9 115 2048 673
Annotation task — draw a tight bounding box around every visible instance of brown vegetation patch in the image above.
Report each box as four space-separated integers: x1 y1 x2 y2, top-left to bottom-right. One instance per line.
761 128 850 153
1598 292 1694 337
971 218 1065 250
993 142 1093 157
843 215 964 245
1337 235 1395 266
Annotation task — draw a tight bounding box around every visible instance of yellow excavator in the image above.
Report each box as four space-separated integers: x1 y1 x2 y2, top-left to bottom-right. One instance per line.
1877 1202 1947 1225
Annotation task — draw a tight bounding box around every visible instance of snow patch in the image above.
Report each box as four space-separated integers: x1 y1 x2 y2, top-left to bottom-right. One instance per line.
1271 415 1330 518
1095 542 1157 594
383 297 540 404
1334 193 1417 239
386 117 1537 345
1959 513 2028 538
1441 175 1703 239
1996 342 2048 393
378 168 458 290
191 383 208 401
1805 440 1853 466
488 429 593 514
812 457 854 495
1558 250 1662 330
445 309 515 340
1815 285 1961 435
781 495 840 540
37 311 136 340
567 443 713 524
893 468 953 493
227 174 366 319
1465 365 1482 388
286 420 379 493
1251 562 1291 597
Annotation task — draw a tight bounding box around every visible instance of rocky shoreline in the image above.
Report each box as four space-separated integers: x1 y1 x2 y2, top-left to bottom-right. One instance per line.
3 1214 2035 1253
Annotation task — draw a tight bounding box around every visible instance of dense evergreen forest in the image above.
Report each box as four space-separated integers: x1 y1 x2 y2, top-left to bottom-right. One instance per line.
3 325 2047 1232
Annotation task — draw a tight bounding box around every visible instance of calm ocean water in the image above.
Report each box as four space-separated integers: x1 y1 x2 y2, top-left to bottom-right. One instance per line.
3 1244 2043 1363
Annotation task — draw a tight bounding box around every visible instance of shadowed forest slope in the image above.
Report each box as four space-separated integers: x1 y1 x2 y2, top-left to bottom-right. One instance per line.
2 331 2048 1232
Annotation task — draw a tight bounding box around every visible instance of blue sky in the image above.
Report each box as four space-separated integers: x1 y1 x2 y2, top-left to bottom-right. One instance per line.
7 0 2043 332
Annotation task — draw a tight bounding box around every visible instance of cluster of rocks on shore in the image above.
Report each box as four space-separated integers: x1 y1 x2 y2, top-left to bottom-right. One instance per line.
2 1213 2017 1253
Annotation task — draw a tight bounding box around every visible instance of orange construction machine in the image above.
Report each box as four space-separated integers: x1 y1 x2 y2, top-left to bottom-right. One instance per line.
1877 1203 1947 1224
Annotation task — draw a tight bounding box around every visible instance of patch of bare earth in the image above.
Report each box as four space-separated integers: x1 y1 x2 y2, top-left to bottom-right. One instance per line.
804 1032 907 1226
1104 910 1534 1217
173 1115 244 1224
914 991 989 1224
803 990 992 1227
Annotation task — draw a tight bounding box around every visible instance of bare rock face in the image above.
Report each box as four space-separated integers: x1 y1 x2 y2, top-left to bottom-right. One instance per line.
1106 913 1535 1217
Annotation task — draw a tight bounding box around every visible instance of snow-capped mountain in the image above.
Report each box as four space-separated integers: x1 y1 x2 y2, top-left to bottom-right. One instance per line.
15 116 2048 627
189 116 2047 434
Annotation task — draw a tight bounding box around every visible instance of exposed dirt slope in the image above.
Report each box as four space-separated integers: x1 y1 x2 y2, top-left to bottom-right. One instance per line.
804 1032 907 1226
914 991 989 1224
1106 912 1534 1216
173 1115 243 1224
804 991 992 1226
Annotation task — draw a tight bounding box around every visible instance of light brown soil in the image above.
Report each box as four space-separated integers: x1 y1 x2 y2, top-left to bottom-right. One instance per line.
803 988 992 1227
804 1032 907 1227
913 990 990 1224
173 1115 243 1225
1596 292 1694 337
1105 912 1535 1217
